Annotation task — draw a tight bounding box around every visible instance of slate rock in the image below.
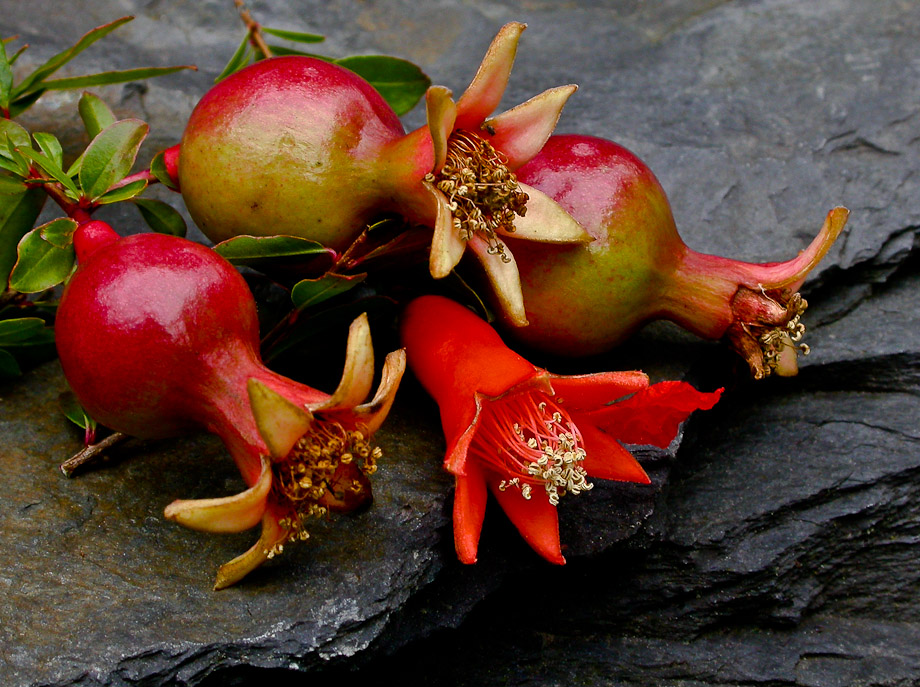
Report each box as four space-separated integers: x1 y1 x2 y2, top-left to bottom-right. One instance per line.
3 0 920 685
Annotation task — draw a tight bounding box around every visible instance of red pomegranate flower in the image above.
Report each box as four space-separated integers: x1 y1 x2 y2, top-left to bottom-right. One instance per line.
401 295 722 563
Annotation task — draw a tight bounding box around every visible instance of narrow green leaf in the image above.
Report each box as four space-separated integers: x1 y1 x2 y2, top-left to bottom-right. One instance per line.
7 43 28 67
79 119 148 201
149 150 178 191
291 273 367 310
60 391 96 431
66 150 85 178
1 137 30 177
41 65 194 91
214 33 253 83
78 91 116 139
7 89 44 118
0 317 52 346
0 184 44 287
133 197 186 236
0 347 21 378
13 16 134 97
38 217 78 249
96 178 147 204
335 55 430 116
9 226 76 293
0 38 12 110
32 132 63 168
261 27 325 44
263 45 317 59
0 156 25 176
19 147 80 197
212 234 329 266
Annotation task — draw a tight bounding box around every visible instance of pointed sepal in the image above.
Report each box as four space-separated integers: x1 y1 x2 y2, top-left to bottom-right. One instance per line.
313 313 375 413
455 22 526 129
248 378 313 459
163 455 272 533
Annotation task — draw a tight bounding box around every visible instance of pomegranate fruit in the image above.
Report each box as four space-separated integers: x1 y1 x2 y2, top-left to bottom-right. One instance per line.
504 135 849 379
178 23 588 326
55 220 406 588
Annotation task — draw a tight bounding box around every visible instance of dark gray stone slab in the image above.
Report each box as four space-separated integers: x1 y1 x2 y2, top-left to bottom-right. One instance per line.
3 0 919 685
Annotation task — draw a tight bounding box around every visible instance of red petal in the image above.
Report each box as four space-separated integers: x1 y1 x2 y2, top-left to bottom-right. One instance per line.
583 382 722 448
453 463 489 564
578 422 650 484
488 473 565 564
550 370 649 412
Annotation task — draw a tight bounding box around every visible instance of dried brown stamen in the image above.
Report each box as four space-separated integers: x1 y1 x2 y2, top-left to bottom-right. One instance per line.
266 420 382 557
424 129 529 262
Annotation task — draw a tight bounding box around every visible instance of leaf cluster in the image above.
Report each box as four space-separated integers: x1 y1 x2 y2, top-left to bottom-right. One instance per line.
1 16 192 118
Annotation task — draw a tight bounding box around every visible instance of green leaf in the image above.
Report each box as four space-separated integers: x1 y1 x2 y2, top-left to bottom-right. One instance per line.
0 317 53 346
32 132 63 168
96 178 147 204
60 391 97 431
212 234 329 266
263 45 323 59
7 90 44 118
9 225 76 293
291 273 366 310
19 147 80 198
335 55 430 116
0 347 21 378
38 217 78 249
13 16 134 97
0 175 26 194
78 91 116 139
0 37 12 111
261 27 325 44
40 65 194 91
79 118 148 201
133 197 186 236
215 33 254 83
149 149 178 191
0 119 31 150
0 184 45 288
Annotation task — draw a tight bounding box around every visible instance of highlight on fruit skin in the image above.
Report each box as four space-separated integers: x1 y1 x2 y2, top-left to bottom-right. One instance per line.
401 294 722 564
56 221 406 589
177 22 589 329
505 134 849 379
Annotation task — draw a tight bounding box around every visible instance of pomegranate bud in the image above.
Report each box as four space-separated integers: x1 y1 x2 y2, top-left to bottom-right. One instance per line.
162 143 181 190
73 220 119 262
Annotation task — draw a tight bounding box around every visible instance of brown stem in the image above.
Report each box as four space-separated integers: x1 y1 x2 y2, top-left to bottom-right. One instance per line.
234 0 273 59
59 431 130 478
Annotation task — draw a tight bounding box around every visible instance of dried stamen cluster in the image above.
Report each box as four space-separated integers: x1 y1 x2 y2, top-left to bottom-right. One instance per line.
756 292 809 377
424 130 529 262
268 420 382 557
471 390 593 506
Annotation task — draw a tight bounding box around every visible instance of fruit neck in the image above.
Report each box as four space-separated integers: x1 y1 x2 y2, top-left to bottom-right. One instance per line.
193 342 329 486
379 126 437 223
662 248 808 379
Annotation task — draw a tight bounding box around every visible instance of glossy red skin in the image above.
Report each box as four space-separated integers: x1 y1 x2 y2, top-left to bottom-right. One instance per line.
55 233 325 460
507 134 685 355
179 56 407 251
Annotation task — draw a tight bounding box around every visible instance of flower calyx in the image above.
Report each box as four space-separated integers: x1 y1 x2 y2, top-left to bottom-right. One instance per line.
164 313 406 589
416 23 590 326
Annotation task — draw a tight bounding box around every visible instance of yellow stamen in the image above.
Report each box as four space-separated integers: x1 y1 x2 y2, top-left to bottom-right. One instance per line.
470 390 593 506
424 129 529 261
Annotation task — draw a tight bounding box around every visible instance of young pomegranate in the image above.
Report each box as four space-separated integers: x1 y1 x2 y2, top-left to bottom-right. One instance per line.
401 295 721 563
178 23 588 325
55 220 406 588
504 134 849 379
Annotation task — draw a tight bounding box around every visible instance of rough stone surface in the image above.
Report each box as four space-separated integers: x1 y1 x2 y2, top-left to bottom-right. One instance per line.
2 0 919 685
